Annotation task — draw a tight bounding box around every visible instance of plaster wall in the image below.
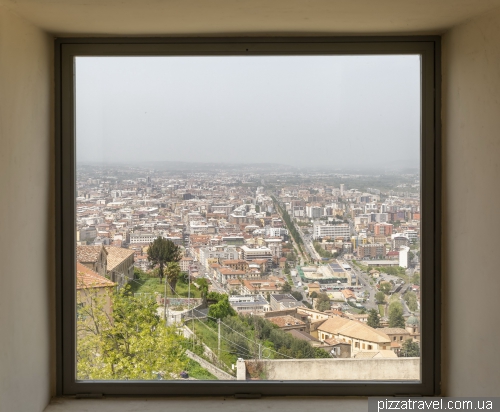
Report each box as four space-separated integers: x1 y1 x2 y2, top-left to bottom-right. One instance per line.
0 6 53 412
239 358 420 381
442 7 500 396
0 1 500 409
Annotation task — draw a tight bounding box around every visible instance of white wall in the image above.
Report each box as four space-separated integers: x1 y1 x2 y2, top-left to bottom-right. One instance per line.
0 6 54 412
0 2 499 408
442 7 500 396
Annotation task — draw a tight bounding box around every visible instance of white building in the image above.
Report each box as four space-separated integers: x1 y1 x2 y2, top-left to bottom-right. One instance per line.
399 245 410 268
129 231 156 244
240 246 273 263
312 222 350 240
199 246 239 269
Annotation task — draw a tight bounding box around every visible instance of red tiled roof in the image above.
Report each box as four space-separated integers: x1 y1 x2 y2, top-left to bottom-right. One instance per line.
76 262 115 289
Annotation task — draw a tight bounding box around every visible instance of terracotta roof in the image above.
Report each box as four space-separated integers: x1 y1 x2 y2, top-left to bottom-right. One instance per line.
76 262 116 289
324 337 349 346
267 315 305 328
317 315 391 344
288 329 320 342
218 268 246 275
342 289 355 299
76 245 107 263
378 327 410 335
104 246 135 271
221 259 248 265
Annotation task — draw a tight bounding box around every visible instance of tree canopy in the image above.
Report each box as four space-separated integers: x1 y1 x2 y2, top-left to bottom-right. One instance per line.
196 278 209 306
208 294 236 319
165 261 181 295
315 292 331 312
375 291 386 304
147 237 182 284
388 301 406 328
379 281 392 295
367 309 380 328
77 286 187 380
401 339 420 357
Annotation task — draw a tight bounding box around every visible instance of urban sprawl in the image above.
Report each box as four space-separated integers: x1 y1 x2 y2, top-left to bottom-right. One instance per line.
76 164 422 381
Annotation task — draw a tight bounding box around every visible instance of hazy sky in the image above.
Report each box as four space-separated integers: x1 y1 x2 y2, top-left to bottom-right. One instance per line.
76 55 420 169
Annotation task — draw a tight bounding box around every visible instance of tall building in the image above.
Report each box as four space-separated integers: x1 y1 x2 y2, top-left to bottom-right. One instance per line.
357 243 386 259
313 222 350 240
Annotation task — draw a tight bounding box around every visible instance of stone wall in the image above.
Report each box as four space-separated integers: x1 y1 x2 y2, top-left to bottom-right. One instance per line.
185 350 235 380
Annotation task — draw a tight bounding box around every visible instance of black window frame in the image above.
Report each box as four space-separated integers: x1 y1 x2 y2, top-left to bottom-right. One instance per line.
55 36 441 397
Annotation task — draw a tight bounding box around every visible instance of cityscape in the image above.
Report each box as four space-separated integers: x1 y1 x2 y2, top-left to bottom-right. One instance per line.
75 162 422 381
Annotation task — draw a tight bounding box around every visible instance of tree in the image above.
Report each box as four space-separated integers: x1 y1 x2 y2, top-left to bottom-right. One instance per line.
165 261 181 295
401 339 420 357
281 282 292 293
310 291 318 299
291 291 303 301
315 292 331 312
388 301 406 328
412 272 420 285
375 291 386 304
367 309 380 328
404 291 418 312
208 294 236 319
147 237 182 284
196 278 209 306
379 281 392 295
77 286 188 380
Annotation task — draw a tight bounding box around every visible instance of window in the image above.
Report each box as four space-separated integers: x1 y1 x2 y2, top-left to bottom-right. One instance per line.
56 37 441 397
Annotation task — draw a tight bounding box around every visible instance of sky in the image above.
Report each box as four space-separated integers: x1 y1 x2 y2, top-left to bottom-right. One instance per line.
76 55 421 170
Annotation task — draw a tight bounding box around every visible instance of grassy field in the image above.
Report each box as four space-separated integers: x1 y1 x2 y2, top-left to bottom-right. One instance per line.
184 358 217 380
378 304 385 316
190 320 238 369
129 275 202 299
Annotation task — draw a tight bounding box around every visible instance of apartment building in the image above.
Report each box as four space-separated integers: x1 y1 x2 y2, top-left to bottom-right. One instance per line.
312 222 351 240
358 243 387 259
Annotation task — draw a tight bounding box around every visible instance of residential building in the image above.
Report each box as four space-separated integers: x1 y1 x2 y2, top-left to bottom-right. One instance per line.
316 316 392 355
312 222 350 240
104 246 135 286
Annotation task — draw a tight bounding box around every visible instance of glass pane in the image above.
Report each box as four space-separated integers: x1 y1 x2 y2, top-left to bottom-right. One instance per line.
75 55 421 381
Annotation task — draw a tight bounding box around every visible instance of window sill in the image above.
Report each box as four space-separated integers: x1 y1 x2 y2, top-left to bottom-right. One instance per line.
45 396 369 412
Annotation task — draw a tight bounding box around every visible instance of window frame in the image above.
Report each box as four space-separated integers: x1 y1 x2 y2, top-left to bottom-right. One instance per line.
55 36 441 397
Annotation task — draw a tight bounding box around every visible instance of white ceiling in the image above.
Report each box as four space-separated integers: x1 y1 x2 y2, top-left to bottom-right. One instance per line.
2 0 500 36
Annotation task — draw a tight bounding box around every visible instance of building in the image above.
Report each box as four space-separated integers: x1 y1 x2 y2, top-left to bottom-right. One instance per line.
316 316 392 355
399 246 410 268
78 226 97 242
199 246 239 269
358 243 387 259
228 295 270 314
270 294 303 311
312 222 350 240
129 231 156 244
180 256 194 272
374 223 393 236
76 262 116 328
240 245 273 264
378 327 412 355
392 234 410 250
267 315 306 332
76 245 108 278
104 246 135 286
